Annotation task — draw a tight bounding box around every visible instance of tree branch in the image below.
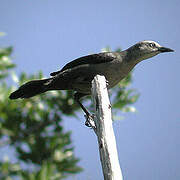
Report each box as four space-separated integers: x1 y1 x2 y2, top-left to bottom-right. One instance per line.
91 75 123 180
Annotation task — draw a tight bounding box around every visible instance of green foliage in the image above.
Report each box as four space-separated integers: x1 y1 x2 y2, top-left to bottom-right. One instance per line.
0 47 15 80
0 43 139 179
0 46 82 179
112 72 139 113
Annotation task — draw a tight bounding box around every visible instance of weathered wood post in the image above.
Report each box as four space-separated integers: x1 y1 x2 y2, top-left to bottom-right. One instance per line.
90 75 123 180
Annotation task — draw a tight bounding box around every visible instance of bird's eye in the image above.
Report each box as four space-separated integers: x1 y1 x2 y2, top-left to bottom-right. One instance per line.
149 43 155 48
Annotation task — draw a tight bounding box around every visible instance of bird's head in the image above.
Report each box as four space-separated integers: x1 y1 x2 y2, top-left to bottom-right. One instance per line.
128 40 174 62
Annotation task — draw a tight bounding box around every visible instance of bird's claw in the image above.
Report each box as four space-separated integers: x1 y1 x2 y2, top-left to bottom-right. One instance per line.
106 80 109 87
84 114 96 128
85 120 91 127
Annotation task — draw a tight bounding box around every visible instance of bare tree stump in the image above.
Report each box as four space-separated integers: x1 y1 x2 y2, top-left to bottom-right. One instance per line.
91 75 123 180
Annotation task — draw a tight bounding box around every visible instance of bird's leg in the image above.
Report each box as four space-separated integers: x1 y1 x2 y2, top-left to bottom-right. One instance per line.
74 92 95 127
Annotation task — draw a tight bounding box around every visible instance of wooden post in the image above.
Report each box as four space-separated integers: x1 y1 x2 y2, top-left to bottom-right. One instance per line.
91 75 123 180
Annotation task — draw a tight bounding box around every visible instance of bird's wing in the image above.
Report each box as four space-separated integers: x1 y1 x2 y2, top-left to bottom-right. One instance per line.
50 52 116 76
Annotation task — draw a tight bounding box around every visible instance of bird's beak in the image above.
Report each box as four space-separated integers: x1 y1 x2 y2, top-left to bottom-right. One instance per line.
158 47 174 53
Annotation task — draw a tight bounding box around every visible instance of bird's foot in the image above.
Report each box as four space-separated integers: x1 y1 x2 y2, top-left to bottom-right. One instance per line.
84 113 96 129
106 80 109 87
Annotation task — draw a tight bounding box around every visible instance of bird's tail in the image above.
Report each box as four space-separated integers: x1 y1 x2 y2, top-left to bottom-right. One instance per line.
9 78 52 99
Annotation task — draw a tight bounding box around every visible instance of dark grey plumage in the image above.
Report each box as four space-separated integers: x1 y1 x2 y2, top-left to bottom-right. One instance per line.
9 40 174 121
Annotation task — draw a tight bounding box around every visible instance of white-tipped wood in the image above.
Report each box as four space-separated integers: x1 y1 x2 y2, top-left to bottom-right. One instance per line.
91 75 123 180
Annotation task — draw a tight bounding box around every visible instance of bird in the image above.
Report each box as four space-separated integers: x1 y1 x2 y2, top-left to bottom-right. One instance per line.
9 40 174 125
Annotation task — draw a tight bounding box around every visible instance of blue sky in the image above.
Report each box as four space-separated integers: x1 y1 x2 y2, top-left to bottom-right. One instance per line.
0 0 180 179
